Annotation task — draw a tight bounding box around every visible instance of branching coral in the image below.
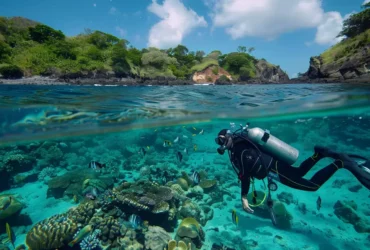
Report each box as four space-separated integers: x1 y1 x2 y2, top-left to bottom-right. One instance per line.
38 167 57 181
80 229 102 250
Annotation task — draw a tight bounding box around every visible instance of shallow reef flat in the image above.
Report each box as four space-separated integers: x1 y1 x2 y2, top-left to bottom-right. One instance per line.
0 115 370 250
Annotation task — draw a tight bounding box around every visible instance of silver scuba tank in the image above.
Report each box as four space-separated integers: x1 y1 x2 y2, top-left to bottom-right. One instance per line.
246 127 299 165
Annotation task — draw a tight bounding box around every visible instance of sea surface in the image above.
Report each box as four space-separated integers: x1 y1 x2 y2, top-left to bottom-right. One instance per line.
0 83 370 250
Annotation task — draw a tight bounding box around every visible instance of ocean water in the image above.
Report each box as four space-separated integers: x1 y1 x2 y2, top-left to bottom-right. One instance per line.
0 83 370 250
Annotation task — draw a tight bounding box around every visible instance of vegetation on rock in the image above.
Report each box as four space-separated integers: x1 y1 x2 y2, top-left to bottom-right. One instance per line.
0 16 285 82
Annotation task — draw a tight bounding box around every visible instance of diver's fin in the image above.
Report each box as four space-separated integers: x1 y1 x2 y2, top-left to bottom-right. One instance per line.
336 153 370 190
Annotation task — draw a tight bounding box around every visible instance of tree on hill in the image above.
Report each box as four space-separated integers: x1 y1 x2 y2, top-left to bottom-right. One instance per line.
29 24 65 43
338 4 370 38
237 46 247 53
363 2 370 8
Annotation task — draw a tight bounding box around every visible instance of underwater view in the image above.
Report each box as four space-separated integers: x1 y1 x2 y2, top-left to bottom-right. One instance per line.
1 83 370 250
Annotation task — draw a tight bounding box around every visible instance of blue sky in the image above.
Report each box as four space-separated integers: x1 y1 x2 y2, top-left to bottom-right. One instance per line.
0 0 367 77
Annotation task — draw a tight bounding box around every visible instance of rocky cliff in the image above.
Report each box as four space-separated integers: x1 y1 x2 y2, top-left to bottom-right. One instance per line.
292 29 370 83
193 59 289 84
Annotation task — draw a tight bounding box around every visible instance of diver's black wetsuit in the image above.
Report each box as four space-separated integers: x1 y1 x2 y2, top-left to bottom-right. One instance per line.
229 139 342 197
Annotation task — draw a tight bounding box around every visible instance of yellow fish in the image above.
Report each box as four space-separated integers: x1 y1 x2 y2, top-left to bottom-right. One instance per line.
68 225 93 247
192 134 197 136
6 222 15 249
163 140 172 147
73 195 78 204
232 209 238 226
192 127 197 130
193 144 197 151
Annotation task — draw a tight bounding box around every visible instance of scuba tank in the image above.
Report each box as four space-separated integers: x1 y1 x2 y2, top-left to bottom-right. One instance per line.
244 126 299 165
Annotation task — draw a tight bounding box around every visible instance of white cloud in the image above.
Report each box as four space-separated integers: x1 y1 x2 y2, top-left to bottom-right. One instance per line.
314 12 345 45
115 26 126 37
210 0 324 40
147 0 207 49
364 0 370 4
207 0 354 46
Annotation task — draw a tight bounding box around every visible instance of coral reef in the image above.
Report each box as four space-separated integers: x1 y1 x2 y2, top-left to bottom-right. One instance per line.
175 218 205 249
26 214 78 250
47 169 114 199
0 195 23 220
111 180 179 230
333 200 370 233
144 226 172 250
165 240 191 250
38 167 58 183
79 229 101 250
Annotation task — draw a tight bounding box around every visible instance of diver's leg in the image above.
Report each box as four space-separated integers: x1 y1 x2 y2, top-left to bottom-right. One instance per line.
294 145 342 177
270 161 340 191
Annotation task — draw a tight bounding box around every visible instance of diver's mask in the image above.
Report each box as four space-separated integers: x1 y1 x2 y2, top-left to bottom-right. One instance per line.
215 131 233 155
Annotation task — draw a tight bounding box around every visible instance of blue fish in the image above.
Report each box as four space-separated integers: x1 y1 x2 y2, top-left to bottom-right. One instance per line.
129 214 142 229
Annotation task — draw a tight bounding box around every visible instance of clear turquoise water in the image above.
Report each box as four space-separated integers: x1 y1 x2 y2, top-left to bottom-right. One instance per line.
0 83 370 250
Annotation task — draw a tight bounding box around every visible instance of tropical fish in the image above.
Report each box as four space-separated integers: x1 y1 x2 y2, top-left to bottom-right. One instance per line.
68 225 93 247
176 152 183 162
139 147 146 156
190 171 200 185
193 144 197 151
206 227 219 232
5 222 15 249
85 193 96 200
192 127 197 130
129 214 143 229
316 196 321 211
89 161 105 172
231 209 238 226
147 146 150 150
174 136 179 143
73 195 78 203
192 134 197 137
183 135 188 139
163 140 172 147
183 148 188 155
0 196 12 211
199 129 204 135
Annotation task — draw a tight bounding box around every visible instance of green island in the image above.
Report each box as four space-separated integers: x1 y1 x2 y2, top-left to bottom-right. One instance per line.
0 16 287 84
1 2 370 84
294 2 370 83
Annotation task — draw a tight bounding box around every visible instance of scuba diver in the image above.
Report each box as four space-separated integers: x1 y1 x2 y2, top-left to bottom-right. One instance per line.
215 123 370 218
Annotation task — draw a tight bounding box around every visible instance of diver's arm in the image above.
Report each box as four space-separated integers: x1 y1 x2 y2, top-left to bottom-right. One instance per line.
241 175 254 213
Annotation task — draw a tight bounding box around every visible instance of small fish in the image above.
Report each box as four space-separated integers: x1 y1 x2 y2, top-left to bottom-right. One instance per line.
176 151 183 162
0 196 12 211
182 135 188 139
147 146 150 150
5 222 15 249
85 193 96 200
190 171 200 185
139 147 146 156
59 142 68 148
199 129 204 135
68 225 93 247
192 134 197 137
206 227 219 232
89 161 105 172
316 196 321 211
163 140 172 147
193 144 197 151
192 127 197 130
232 209 239 226
73 195 78 203
183 148 188 154
129 214 143 229
154 129 157 132
174 137 179 143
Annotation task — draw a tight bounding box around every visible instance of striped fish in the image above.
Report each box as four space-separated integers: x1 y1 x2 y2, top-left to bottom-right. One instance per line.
232 209 238 226
6 222 15 249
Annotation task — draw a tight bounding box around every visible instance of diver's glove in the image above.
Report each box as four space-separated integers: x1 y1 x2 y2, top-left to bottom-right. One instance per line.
242 197 254 214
